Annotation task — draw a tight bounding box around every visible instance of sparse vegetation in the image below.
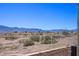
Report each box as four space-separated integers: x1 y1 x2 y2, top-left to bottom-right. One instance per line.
53 35 62 39
0 44 3 50
5 36 17 40
62 31 70 37
30 35 40 42
23 39 34 46
41 36 57 44
14 31 18 33
0 44 18 50
0 31 76 55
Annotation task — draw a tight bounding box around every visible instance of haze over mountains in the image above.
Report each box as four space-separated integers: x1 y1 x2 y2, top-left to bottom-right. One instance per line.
0 25 77 32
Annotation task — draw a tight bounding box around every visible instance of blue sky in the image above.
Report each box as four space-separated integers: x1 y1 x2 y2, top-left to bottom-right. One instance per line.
0 3 77 30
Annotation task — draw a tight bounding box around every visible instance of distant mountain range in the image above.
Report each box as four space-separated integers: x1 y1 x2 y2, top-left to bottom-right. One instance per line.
0 25 77 33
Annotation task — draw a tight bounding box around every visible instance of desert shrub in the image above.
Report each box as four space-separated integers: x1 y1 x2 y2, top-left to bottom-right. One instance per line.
5 36 17 40
13 31 18 33
30 35 40 42
62 31 70 37
0 44 3 50
41 36 51 44
23 39 34 46
0 44 18 50
56 32 59 34
53 35 61 39
7 45 18 50
19 39 25 43
41 36 57 44
39 32 43 35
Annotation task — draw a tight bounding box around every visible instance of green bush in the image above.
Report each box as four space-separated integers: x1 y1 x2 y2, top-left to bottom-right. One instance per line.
41 36 57 44
62 31 70 37
30 35 40 42
23 39 34 46
53 35 61 39
5 36 17 40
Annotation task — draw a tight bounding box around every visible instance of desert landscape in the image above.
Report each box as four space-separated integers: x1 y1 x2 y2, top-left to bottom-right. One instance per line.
0 3 77 56
0 30 77 56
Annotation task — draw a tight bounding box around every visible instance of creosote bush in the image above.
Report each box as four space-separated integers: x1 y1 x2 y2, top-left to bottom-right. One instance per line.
53 35 61 39
5 36 17 40
41 36 57 44
62 31 70 37
30 35 40 42
23 39 34 46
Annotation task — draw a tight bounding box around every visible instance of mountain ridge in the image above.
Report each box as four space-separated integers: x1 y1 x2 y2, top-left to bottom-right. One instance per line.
0 25 77 32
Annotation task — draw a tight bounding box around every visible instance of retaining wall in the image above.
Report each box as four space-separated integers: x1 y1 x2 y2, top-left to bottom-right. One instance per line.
26 47 71 56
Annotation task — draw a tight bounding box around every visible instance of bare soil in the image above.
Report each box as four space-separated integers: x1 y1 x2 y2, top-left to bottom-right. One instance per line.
0 33 77 56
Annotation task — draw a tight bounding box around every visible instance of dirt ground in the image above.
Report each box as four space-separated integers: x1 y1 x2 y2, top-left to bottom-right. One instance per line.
0 33 77 56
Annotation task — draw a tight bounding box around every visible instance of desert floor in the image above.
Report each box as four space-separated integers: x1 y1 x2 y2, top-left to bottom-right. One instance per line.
0 34 77 56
